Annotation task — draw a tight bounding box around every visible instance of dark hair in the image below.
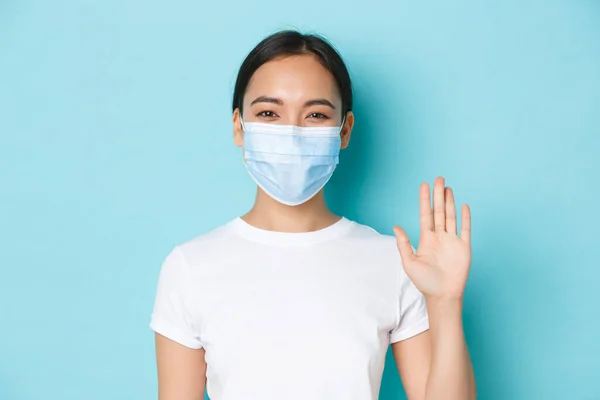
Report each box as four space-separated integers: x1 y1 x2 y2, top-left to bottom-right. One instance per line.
232 30 353 117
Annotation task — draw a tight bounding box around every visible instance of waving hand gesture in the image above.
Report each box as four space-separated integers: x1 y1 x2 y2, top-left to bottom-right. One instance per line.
393 177 472 300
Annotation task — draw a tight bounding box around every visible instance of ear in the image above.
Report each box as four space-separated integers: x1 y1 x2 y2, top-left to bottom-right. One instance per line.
232 108 244 147
340 111 355 149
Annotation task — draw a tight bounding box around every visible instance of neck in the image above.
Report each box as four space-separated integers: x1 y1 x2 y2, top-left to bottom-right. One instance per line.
241 188 341 233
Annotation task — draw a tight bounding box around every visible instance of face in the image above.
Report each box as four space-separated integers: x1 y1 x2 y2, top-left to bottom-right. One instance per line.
233 54 354 148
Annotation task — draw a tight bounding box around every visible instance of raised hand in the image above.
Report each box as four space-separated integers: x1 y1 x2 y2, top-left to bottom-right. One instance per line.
393 177 472 300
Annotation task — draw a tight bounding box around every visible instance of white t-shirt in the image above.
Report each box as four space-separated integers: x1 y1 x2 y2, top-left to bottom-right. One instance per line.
149 216 429 400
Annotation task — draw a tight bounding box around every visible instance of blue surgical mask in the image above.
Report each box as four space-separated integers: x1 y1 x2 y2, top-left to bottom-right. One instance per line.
240 119 344 206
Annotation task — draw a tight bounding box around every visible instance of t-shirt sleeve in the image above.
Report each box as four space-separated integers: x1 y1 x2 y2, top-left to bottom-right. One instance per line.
149 246 203 349
389 247 430 343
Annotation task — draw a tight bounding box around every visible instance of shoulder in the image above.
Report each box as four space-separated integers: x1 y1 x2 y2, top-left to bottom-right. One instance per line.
345 220 417 277
180 221 235 249
168 219 240 267
345 220 400 251
348 219 417 253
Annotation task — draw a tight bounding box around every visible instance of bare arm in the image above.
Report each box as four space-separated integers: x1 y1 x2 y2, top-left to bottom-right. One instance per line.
392 331 431 400
392 177 477 399
392 300 476 400
423 299 475 399
155 332 207 400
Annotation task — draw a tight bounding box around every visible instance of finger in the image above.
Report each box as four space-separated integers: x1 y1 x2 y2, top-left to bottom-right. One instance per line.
393 226 416 262
460 204 471 244
433 176 446 232
419 182 433 232
445 187 457 235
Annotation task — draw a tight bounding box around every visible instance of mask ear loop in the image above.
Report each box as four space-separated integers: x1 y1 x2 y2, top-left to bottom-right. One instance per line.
239 116 247 132
338 115 347 135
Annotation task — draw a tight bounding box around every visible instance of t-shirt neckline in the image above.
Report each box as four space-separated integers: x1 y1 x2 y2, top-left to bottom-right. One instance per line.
228 216 354 247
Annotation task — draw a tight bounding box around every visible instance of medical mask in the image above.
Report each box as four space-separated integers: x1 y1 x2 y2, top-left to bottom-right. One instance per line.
240 119 344 206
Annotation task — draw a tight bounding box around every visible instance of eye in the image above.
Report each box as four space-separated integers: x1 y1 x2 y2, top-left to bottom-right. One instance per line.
307 112 329 120
256 111 279 119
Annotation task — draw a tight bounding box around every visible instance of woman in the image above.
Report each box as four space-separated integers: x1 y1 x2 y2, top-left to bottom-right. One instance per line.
150 30 476 400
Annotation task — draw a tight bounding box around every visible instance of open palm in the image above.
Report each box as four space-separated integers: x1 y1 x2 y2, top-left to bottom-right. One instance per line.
393 177 472 300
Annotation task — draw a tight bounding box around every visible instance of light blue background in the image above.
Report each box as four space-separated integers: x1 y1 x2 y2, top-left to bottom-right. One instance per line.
1 0 598 399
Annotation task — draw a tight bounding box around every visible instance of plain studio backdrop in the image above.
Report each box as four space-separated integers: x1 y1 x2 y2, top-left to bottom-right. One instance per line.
0 1 598 399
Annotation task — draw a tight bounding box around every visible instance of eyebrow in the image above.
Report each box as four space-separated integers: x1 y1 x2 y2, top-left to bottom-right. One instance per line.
304 99 336 109
250 96 283 106
249 96 336 109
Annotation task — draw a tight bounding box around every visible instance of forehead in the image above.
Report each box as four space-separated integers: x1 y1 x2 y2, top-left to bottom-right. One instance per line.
244 54 340 104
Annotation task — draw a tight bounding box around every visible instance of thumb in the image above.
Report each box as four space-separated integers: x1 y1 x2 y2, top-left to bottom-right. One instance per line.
393 226 415 263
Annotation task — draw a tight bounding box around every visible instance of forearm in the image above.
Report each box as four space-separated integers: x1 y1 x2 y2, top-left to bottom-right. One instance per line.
424 298 475 400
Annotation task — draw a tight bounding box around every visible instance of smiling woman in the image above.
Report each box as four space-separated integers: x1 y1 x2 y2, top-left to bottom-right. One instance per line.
231 34 354 207
231 31 352 118
149 30 476 400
